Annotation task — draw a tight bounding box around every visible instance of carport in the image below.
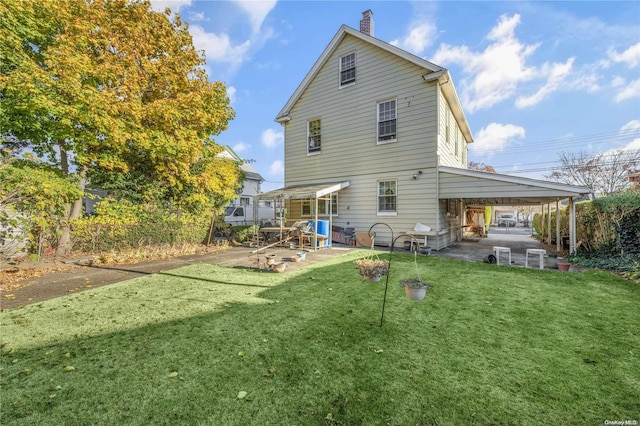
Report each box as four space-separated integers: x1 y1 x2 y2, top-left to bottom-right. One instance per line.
438 166 590 254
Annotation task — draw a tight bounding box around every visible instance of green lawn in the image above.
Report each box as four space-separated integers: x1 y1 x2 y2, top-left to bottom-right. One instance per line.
1 251 639 425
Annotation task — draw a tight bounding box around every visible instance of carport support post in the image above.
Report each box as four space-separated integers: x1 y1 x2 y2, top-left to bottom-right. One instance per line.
547 203 552 245
569 197 576 255
556 199 561 252
540 203 544 240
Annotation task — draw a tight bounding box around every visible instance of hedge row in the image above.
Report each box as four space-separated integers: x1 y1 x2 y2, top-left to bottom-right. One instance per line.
534 191 640 265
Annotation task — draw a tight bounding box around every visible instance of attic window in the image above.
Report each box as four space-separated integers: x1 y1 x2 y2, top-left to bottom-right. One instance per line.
340 53 356 86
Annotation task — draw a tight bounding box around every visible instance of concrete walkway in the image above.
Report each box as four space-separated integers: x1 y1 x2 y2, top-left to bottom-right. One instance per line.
1 230 552 310
429 234 551 267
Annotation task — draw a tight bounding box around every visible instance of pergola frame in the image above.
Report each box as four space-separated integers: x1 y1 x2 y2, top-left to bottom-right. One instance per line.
254 181 350 250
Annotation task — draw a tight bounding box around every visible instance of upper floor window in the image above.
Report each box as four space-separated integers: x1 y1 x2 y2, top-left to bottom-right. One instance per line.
377 100 397 143
377 180 397 214
340 53 356 86
239 197 251 206
308 119 321 154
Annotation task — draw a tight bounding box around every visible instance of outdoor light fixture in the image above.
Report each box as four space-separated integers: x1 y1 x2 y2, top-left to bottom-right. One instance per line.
412 170 423 179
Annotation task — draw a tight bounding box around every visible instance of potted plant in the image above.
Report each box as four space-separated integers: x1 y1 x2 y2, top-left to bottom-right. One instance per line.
400 278 430 300
557 260 571 272
399 249 430 300
354 258 389 282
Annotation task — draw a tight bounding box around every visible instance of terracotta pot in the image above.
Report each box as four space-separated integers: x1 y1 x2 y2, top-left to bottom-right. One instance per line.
557 262 571 272
272 262 287 273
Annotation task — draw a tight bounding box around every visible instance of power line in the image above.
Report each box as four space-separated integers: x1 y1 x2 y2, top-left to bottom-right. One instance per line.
469 128 640 155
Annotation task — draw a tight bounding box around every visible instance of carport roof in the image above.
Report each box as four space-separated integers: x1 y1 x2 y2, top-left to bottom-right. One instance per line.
254 181 350 200
438 166 590 205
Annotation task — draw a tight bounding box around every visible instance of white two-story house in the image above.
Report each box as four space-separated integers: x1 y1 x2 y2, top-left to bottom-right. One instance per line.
257 11 587 251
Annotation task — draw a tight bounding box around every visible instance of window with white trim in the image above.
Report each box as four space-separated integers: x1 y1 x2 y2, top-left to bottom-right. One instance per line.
377 100 397 142
307 119 321 153
340 53 356 86
301 194 338 216
377 180 397 214
240 197 251 206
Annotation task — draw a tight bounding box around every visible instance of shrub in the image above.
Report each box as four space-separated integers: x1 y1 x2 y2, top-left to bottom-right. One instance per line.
230 225 259 243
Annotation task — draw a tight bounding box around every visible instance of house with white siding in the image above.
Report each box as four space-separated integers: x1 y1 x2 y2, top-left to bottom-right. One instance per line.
256 11 588 252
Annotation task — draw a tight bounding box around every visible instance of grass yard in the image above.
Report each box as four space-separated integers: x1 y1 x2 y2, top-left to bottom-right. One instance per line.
1 251 639 425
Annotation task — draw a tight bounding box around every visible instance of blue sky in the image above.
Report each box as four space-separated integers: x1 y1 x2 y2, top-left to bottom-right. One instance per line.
150 0 640 192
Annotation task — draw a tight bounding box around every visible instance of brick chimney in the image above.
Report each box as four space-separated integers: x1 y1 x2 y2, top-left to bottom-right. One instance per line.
360 9 374 36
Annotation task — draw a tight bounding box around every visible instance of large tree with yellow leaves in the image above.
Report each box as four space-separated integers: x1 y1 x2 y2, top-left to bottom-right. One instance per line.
1 0 241 255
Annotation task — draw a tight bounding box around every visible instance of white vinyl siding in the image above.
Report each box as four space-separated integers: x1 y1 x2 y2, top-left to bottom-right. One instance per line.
284 37 440 184
340 52 356 86
377 99 397 143
283 34 446 246
437 88 466 168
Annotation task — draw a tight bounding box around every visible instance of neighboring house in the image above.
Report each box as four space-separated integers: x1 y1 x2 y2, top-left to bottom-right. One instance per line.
84 146 266 216
256 11 588 252
218 146 265 207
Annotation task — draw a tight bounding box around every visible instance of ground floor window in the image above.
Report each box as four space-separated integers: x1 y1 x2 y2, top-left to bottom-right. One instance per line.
301 194 338 216
378 180 397 214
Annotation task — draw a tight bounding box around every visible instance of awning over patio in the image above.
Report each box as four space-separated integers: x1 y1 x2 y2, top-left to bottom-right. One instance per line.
254 181 350 201
438 166 589 205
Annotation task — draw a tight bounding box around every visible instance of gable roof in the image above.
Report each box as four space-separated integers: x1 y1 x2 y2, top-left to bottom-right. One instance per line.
275 25 473 142
219 146 264 182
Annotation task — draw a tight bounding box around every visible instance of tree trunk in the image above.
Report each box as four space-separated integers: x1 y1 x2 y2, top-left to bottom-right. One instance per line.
56 141 87 256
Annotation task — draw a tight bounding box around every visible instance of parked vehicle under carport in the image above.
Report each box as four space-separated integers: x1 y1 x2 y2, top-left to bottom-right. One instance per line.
498 214 517 227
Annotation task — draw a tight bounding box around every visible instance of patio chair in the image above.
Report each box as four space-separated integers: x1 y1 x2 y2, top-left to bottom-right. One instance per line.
340 227 355 246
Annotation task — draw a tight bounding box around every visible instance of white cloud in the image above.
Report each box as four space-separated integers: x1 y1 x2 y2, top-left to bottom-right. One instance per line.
471 122 526 153
608 42 640 68
189 25 251 66
615 78 640 102
189 11 207 22
261 128 283 148
269 160 284 176
226 86 237 103
612 76 626 87
431 14 539 112
233 0 277 33
621 120 640 132
603 120 640 155
516 58 574 108
390 22 437 54
233 142 250 153
149 0 191 13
